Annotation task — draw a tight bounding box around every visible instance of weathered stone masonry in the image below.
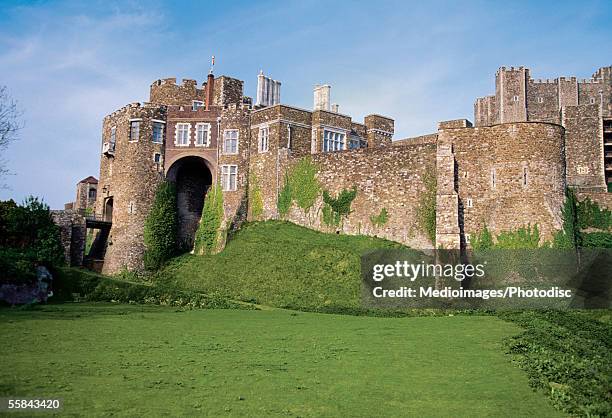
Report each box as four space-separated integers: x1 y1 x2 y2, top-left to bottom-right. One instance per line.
89 65 611 273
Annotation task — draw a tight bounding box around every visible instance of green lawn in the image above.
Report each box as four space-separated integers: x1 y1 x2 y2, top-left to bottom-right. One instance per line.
158 221 402 312
0 303 562 417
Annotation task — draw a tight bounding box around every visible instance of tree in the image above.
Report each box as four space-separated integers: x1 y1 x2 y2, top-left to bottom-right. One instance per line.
0 86 22 185
143 181 178 270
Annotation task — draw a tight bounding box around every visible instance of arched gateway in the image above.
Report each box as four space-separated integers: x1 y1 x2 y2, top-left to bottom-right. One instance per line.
166 156 214 250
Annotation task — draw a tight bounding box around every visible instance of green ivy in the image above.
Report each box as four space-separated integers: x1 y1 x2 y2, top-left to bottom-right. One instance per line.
143 181 178 270
416 168 436 244
276 171 292 219
470 224 541 249
370 207 389 228
576 197 612 231
470 223 493 250
495 224 541 249
249 173 264 220
193 183 224 255
287 157 321 214
321 187 357 228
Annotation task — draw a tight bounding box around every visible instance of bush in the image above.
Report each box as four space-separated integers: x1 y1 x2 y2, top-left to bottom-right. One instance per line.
498 310 611 417
0 197 64 285
581 232 612 248
143 181 178 270
577 197 612 231
194 183 224 255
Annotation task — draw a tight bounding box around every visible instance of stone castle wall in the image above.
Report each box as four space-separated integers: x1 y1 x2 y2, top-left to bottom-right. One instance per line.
90 65 612 273
96 103 166 273
439 122 566 243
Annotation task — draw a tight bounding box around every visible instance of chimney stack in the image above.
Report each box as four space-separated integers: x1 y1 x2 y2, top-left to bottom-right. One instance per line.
256 71 281 107
205 72 214 110
314 84 331 111
331 103 339 113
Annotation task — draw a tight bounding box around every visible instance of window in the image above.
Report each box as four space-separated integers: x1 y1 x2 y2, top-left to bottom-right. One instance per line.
195 123 210 146
110 126 116 143
537 97 544 103
192 100 204 111
512 95 519 102
221 165 238 191
128 201 136 214
88 189 96 199
491 168 496 188
577 166 589 175
175 123 190 146
522 167 528 187
223 130 239 154
466 198 473 208
152 122 164 143
258 127 269 152
349 134 365 150
323 129 346 152
129 120 140 142
288 126 294 149
154 153 162 164
590 97 596 104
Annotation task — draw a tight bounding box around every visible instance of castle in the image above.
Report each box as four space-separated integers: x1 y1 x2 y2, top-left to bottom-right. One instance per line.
84 65 611 274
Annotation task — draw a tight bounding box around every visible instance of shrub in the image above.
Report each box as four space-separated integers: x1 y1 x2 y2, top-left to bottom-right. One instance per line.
370 207 389 228
194 183 224 255
321 187 357 228
276 173 292 219
577 197 612 231
143 181 178 270
416 168 436 244
499 310 611 417
0 197 64 285
581 232 612 248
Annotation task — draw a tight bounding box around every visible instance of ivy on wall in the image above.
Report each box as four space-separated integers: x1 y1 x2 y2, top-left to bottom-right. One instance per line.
249 173 264 221
143 181 178 270
577 197 612 231
275 157 321 219
287 157 321 214
416 168 436 244
276 173 292 219
193 183 224 255
370 207 389 228
321 187 357 228
470 224 541 249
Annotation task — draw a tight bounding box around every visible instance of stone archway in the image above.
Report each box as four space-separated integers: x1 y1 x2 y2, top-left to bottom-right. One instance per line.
166 156 213 250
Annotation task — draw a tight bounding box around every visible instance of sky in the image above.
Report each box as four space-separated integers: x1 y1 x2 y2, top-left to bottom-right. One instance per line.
0 0 611 209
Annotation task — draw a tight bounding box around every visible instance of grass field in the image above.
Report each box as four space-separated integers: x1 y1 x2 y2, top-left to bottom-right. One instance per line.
0 303 563 417
158 221 402 312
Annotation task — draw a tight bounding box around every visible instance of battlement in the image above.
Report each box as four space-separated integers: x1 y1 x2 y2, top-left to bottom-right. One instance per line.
496 66 527 75
105 102 167 120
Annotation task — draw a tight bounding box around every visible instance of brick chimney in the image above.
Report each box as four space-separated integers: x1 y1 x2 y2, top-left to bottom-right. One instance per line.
205 73 214 110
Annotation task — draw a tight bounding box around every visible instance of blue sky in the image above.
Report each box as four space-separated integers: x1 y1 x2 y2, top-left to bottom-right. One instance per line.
0 0 611 208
